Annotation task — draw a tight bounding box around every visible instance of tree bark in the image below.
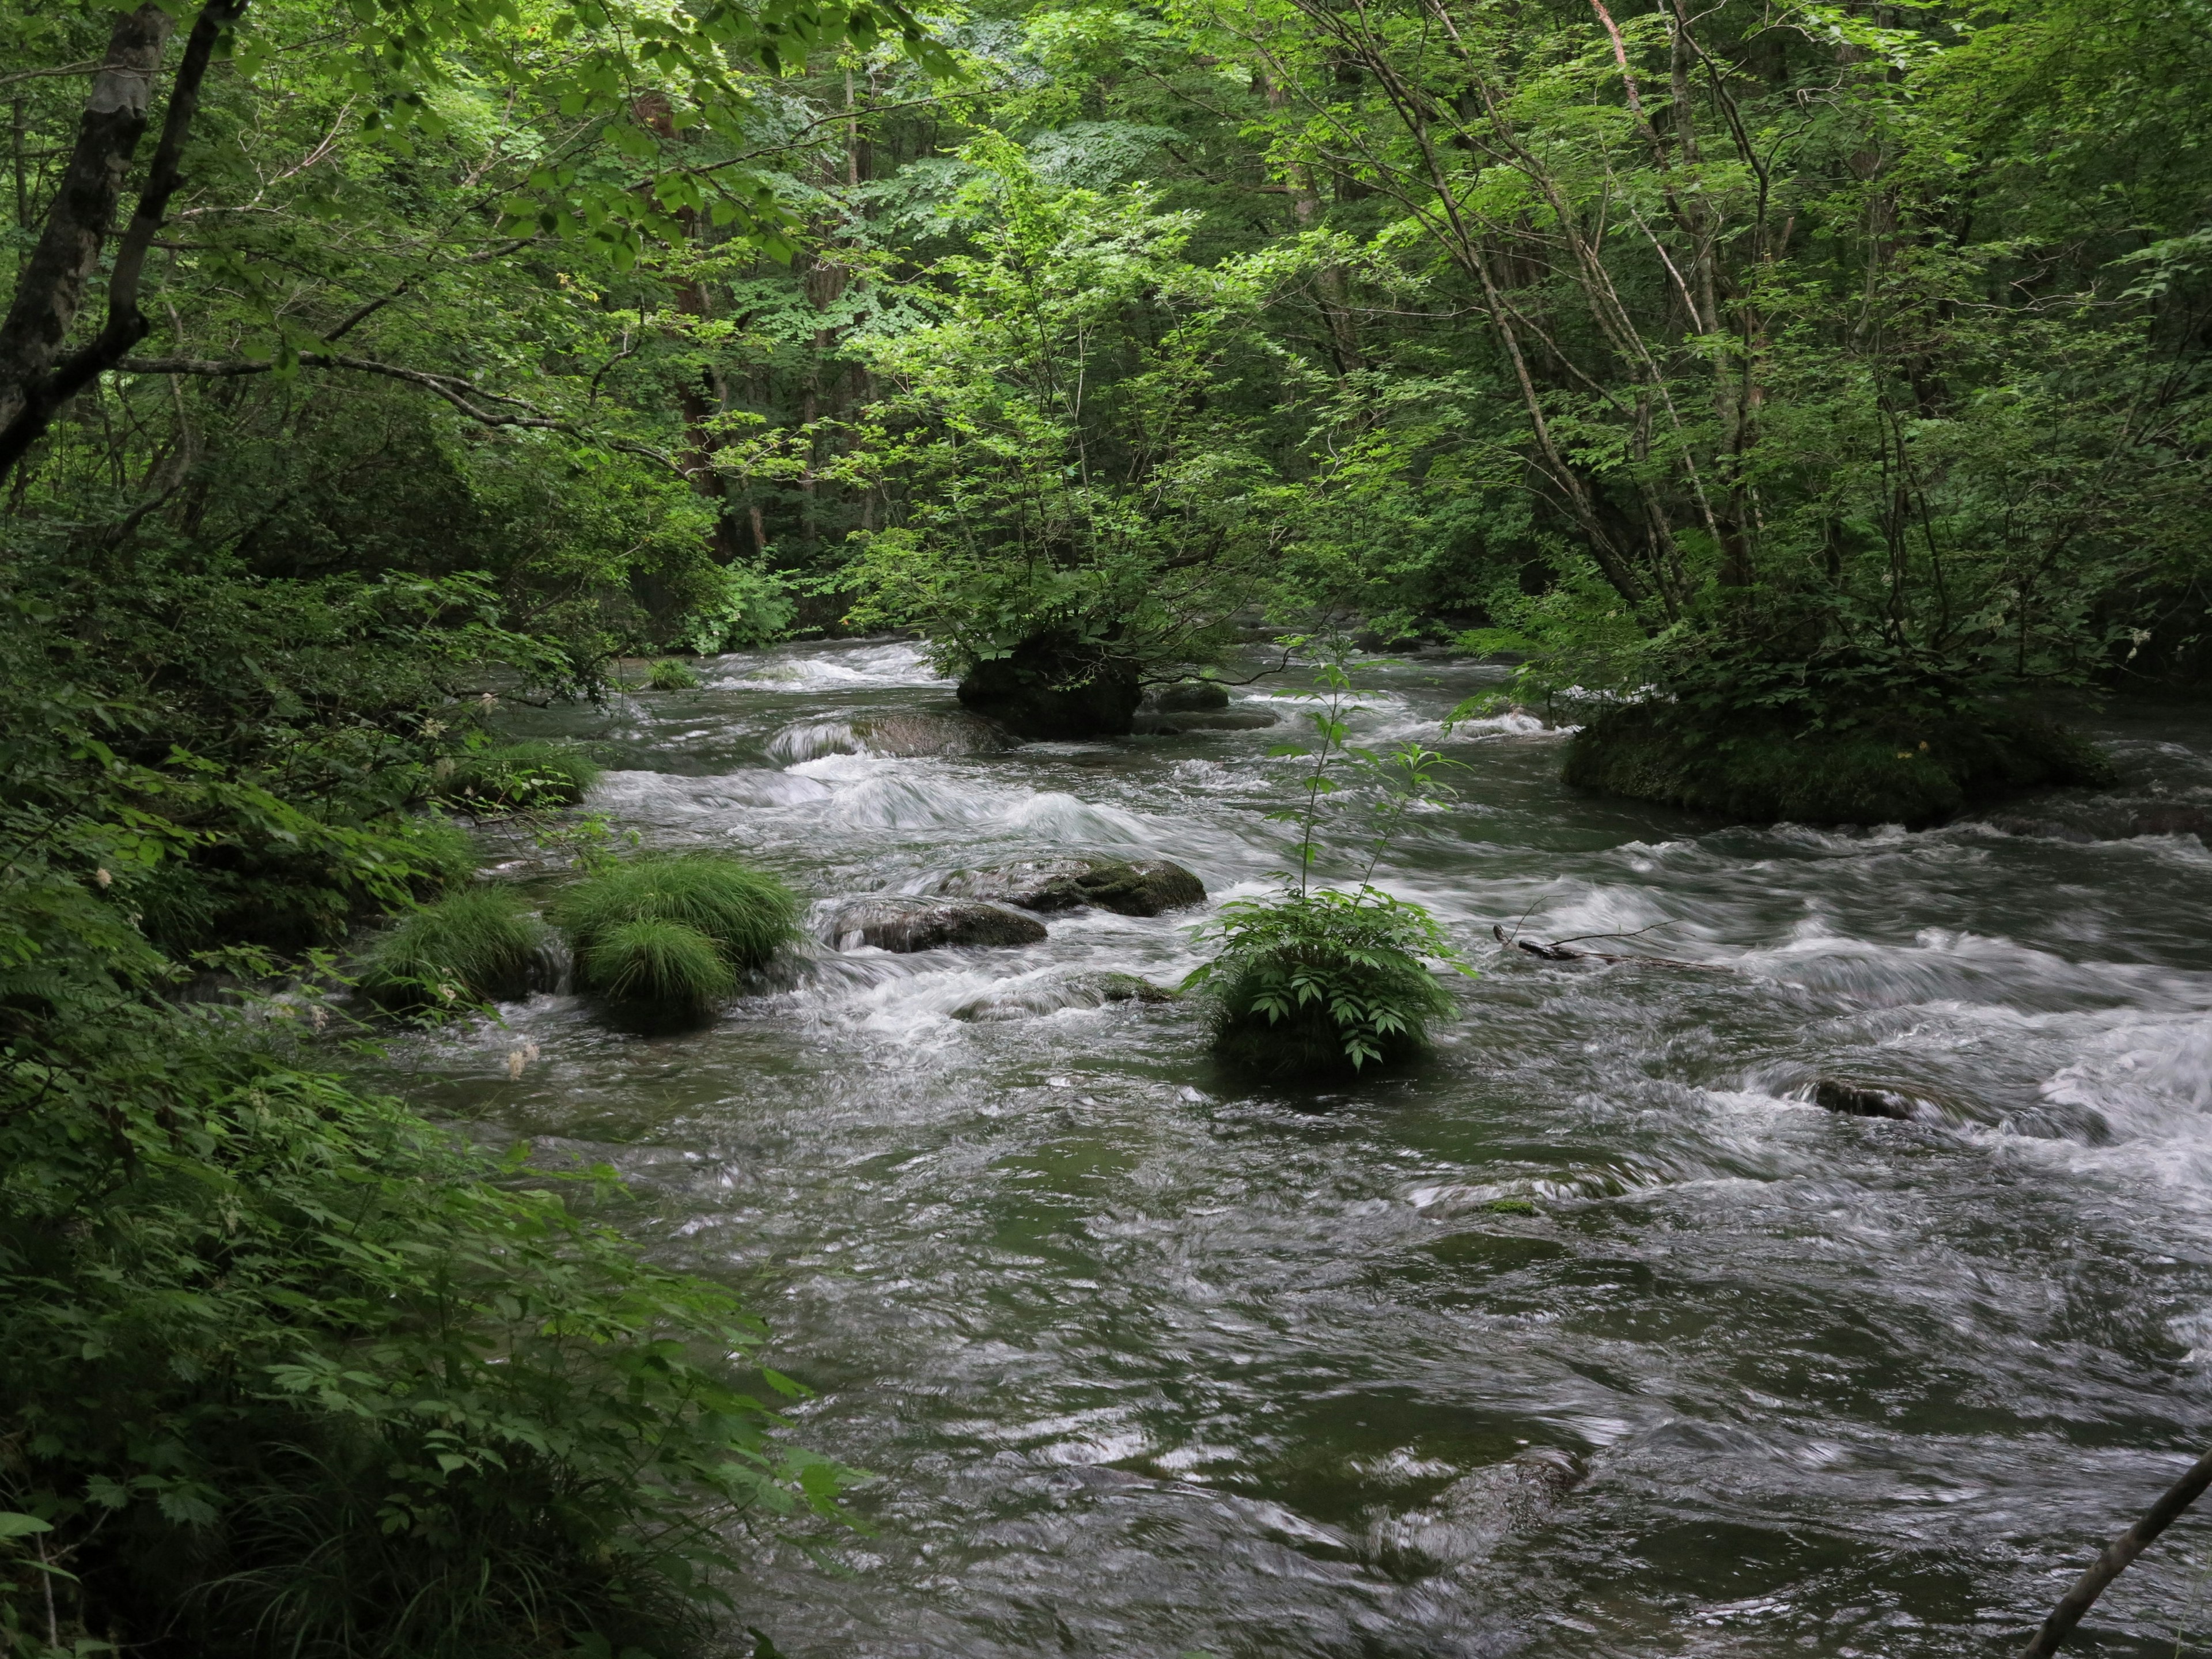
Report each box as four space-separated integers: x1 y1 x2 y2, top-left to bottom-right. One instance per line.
0 0 246 482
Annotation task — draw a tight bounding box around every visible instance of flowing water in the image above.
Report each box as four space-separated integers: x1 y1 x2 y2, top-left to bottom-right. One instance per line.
380 642 2212 1657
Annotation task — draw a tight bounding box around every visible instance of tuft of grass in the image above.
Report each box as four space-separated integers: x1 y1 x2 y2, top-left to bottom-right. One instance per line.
579 918 735 1012
646 658 702 691
552 853 798 1017
361 887 546 1013
445 742 601 814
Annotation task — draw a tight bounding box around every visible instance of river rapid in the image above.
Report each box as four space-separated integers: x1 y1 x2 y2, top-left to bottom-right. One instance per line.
381 641 2212 1658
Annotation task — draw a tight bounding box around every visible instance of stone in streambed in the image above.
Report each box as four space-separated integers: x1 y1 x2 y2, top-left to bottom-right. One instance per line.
936 856 1206 916
1812 1079 1938 1120
955 634 1143 740
827 896 1047 953
1153 681 1230 712
949 971 1180 1022
767 711 1013 763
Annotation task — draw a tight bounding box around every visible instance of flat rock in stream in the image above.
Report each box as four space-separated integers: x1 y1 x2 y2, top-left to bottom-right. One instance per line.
768 711 1016 763
827 896 1047 953
937 855 1206 916
1131 708 1279 735
951 971 1180 1022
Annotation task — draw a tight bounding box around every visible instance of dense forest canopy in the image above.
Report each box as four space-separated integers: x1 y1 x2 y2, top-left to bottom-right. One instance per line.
1 0 2207 1652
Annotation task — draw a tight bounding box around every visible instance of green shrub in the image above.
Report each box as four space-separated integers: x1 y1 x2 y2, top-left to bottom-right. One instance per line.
0 973 853 1659
361 887 546 1013
444 742 601 815
552 854 798 1016
1187 888 1462 1079
646 657 702 691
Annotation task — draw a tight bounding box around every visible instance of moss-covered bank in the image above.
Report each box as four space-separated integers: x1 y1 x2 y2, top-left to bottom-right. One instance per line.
1563 698 2116 828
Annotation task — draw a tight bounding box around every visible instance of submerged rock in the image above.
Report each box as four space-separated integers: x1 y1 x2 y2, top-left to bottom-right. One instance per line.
956 634 1143 739
826 896 1047 953
936 856 1206 916
1131 708 1279 734
1812 1079 1938 1120
1371 1448 1585 1570
767 711 1014 763
1563 696 2115 829
950 971 1180 1022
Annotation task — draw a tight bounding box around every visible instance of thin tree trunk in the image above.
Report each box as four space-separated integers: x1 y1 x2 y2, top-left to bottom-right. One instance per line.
0 0 245 480
2019 1447 2212 1658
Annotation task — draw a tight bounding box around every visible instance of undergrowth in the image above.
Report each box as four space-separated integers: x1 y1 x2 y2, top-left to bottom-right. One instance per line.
360 886 547 1013
554 854 798 1020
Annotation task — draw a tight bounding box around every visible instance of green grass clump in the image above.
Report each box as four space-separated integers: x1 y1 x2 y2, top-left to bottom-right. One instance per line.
445 741 601 813
1188 888 1463 1081
582 918 735 1012
361 887 545 1012
646 657 702 691
553 853 798 1017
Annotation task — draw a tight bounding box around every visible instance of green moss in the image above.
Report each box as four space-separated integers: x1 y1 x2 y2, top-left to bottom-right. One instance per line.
361 888 546 1013
1563 698 2115 828
1484 1198 1540 1215
552 853 798 1017
444 742 601 813
646 658 701 691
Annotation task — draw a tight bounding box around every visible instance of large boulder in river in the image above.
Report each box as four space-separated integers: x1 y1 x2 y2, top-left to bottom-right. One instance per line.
1564 695 2115 828
956 634 1143 740
936 855 1206 916
1153 680 1230 713
826 896 1047 952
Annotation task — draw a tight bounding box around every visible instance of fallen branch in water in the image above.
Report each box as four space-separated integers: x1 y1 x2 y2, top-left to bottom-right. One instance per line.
1490 923 1731 972
2018 1447 2212 1657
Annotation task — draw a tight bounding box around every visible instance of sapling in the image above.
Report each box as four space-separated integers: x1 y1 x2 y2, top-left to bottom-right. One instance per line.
1185 646 1474 1077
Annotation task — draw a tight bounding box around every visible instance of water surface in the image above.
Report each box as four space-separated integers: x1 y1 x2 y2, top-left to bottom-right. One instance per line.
380 642 2212 1657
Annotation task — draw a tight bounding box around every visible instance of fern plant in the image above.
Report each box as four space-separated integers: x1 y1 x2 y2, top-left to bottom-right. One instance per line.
1185 647 1474 1077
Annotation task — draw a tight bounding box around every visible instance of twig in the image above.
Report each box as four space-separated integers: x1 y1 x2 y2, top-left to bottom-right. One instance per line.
1491 923 1729 971
2018 1448 2212 1657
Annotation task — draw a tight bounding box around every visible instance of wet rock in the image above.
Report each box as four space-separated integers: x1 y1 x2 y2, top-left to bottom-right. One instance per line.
937 856 1206 916
950 971 1180 1022
767 711 1014 763
2130 803 2212 840
1131 708 1279 734
1154 680 1230 712
956 634 1143 739
1100 972 1180 1003
1813 1079 1932 1120
1372 1449 1585 1570
826 896 1047 953
1565 696 2115 828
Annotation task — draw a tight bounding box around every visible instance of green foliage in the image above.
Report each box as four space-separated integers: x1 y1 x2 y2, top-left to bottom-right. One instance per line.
554 854 799 1013
646 658 704 692
1187 653 1472 1077
1189 888 1461 1078
0 1002 853 1659
581 918 739 1014
445 743 603 815
678 565 797 656
361 886 548 1014
838 137 1289 683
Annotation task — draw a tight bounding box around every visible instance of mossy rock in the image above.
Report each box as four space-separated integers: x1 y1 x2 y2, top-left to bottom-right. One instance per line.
937 855 1206 916
1563 699 2115 828
825 896 1048 952
645 658 701 691
1154 680 1230 713
361 887 547 1013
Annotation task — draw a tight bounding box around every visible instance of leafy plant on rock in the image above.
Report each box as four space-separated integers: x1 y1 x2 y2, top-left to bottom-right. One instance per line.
1185 650 1472 1077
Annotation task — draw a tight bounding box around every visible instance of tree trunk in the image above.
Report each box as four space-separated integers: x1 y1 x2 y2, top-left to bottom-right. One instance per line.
0 0 245 481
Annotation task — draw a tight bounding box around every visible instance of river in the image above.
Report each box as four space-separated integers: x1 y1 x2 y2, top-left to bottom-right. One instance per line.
380 640 2212 1658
